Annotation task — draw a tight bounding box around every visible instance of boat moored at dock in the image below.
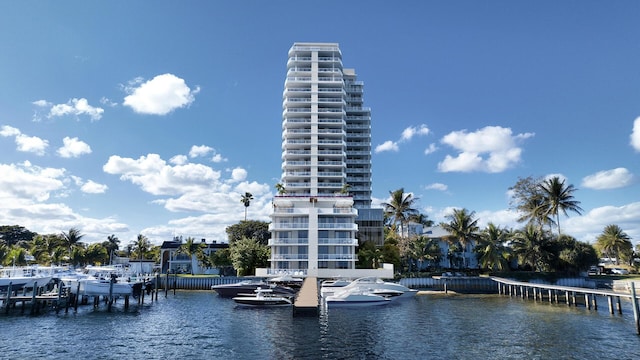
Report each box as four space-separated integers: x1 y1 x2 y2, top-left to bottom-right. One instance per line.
232 287 293 307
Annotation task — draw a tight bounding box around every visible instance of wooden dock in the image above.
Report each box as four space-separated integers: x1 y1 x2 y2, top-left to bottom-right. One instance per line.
492 277 640 334
293 277 319 317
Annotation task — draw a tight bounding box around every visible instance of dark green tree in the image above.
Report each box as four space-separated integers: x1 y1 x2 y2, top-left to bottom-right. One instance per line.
229 237 270 276
476 223 511 272
226 220 271 245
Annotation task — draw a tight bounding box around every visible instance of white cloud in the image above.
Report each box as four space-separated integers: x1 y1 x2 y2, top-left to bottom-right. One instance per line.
375 140 399 153
401 124 430 141
16 134 49 155
212 153 227 163
99 97 118 107
424 183 448 191
0 162 66 202
170 155 188 165
631 116 640 152
1 125 21 137
424 143 438 155
438 126 534 173
57 137 92 158
103 153 221 196
377 124 431 153
230 167 248 182
48 98 104 121
582 168 634 190
32 100 52 107
189 145 213 158
123 73 200 115
81 180 108 194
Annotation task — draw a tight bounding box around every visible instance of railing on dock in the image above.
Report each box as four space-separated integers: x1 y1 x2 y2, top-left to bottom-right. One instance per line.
492 277 640 335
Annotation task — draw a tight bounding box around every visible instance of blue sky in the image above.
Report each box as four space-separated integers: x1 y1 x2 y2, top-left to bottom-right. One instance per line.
1 1 639 247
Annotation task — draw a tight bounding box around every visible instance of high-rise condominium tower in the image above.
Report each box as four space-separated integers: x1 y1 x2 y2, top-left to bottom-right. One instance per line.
268 43 383 278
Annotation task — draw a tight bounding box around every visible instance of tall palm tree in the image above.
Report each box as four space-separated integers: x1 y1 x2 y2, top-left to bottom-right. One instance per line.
240 192 254 221
382 188 419 238
132 234 150 261
595 224 633 265
61 228 84 265
105 234 120 264
517 194 555 232
476 223 511 272
538 176 583 236
441 208 479 269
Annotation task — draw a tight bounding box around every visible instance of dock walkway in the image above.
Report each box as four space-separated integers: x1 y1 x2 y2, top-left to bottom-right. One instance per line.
492 276 640 334
293 277 319 317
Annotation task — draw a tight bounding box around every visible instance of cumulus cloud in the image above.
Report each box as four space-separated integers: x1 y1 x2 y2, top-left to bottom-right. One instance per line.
212 154 227 163
1 126 49 155
424 143 438 155
189 145 213 158
582 168 634 190
48 98 104 121
401 124 430 141
375 140 399 153
57 137 92 158
0 162 66 201
80 180 108 194
103 153 221 196
123 73 200 115
375 124 431 153
1 125 21 137
16 134 49 155
424 183 448 191
230 167 248 182
170 155 188 165
438 126 534 173
565 202 640 243
631 117 640 152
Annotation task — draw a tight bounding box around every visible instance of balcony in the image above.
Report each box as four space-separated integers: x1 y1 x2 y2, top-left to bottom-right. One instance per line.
269 223 310 231
318 238 358 245
317 223 358 230
317 254 356 260
269 238 309 245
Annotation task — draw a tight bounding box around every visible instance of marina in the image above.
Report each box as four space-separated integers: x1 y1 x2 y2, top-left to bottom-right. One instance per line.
1 290 639 359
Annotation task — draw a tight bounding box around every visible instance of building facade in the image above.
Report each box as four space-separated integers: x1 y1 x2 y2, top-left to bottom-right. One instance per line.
159 237 228 274
268 43 385 278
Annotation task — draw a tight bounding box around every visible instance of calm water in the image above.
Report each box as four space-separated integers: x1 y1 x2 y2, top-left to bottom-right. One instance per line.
1 291 639 359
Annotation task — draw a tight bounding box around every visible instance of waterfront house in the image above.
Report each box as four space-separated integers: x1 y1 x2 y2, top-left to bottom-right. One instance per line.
159 237 228 274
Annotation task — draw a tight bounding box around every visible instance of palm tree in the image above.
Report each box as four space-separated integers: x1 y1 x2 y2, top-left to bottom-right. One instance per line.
105 234 120 264
61 228 84 265
595 224 633 265
382 188 419 238
476 223 511 272
132 234 150 261
517 194 555 232
240 192 254 221
275 183 286 195
511 224 553 272
180 237 206 274
441 208 479 269
538 176 583 236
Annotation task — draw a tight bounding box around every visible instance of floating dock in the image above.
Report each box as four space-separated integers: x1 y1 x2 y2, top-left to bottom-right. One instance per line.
293 277 319 317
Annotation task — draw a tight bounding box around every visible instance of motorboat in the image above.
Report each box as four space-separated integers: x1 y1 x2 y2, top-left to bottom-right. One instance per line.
212 280 297 298
322 277 417 301
324 288 391 307
320 278 352 296
268 274 304 288
79 277 133 296
232 287 293 307
0 266 53 292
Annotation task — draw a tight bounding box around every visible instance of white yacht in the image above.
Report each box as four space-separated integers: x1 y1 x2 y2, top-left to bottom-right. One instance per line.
324 288 391 307
232 287 293 307
322 277 417 300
